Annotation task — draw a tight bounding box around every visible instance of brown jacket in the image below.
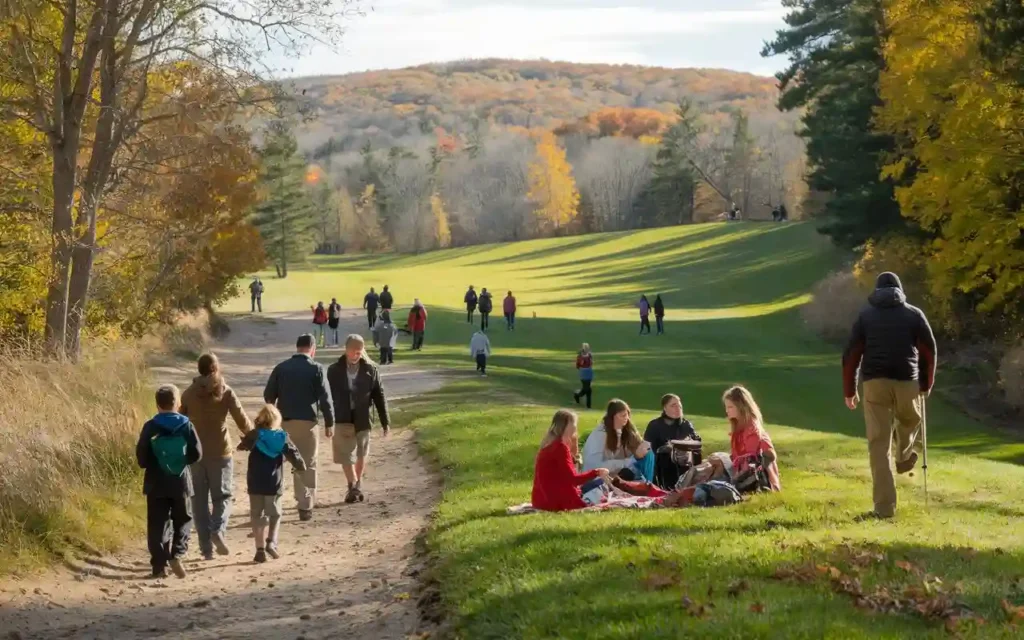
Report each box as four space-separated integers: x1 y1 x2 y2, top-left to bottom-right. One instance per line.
180 375 252 459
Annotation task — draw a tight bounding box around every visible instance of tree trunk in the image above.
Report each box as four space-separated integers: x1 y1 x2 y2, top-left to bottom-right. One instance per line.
65 211 98 360
44 155 76 357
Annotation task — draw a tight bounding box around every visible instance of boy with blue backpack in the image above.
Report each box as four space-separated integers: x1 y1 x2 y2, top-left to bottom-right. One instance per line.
136 384 202 579
237 404 305 563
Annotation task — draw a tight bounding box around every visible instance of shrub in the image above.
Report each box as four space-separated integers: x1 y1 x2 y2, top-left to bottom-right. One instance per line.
802 270 866 344
1000 344 1024 410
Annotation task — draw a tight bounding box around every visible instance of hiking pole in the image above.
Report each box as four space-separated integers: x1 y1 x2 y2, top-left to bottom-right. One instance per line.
920 393 929 509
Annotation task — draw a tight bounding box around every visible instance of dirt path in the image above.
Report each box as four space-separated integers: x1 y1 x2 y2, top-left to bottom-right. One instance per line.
0 310 444 640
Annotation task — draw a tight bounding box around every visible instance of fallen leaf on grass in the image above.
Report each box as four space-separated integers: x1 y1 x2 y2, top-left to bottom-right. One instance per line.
895 560 920 574
726 580 749 598
642 572 679 591
749 602 765 614
1001 599 1024 623
394 592 411 601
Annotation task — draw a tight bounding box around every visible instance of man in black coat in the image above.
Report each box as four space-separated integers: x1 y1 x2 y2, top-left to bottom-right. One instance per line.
464 286 478 323
842 272 937 519
363 288 380 329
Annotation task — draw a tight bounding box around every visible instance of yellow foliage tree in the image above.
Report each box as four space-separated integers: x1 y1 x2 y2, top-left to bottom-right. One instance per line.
431 193 451 249
527 132 580 235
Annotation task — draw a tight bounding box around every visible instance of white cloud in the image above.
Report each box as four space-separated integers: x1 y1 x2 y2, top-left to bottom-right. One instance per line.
269 1 788 77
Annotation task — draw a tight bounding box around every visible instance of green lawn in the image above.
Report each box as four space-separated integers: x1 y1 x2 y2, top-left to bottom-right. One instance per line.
227 223 1024 638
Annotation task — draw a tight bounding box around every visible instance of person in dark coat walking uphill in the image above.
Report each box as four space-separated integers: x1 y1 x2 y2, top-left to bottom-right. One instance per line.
479 288 493 331
465 286 478 323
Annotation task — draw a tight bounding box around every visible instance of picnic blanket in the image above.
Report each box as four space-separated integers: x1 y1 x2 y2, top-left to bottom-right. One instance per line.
506 490 663 515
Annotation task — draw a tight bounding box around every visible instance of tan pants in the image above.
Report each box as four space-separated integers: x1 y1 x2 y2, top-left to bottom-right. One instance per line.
283 420 318 511
862 379 922 517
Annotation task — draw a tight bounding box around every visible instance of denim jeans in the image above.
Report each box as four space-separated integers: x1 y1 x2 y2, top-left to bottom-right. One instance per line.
190 457 233 555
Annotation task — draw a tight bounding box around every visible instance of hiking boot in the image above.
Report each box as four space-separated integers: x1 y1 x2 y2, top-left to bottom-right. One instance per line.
211 532 230 556
355 488 365 503
896 452 919 475
266 542 280 560
152 567 169 579
201 550 214 561
573 393 580 405
344 487 358 504
253 548 267 564
298 509 313 522
169 557 187 579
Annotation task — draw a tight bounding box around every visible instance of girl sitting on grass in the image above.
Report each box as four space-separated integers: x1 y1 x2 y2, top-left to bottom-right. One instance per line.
723 385 781 491
532 409 609 511
582 399 654 483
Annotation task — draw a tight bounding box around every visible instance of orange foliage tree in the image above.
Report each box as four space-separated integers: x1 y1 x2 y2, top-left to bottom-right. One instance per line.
554 107 676 139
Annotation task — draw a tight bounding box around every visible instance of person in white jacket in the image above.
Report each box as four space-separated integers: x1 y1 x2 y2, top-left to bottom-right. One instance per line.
469 330 492 377
582 399 652 480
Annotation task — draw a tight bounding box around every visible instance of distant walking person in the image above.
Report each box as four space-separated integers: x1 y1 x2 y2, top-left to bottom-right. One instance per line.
311 302 328 348
327 334 391 503
638 295 652 335
842 272 937 519
179 354 253 561
379 285 394 313
479 288 493 331
263 334 335 522
573 343 594 409
464 286 478 323
328 298 342 346
249 278 264 313
363 288 380 329
653 294 665 335
470 329 492 376
503 291 517 331
372 311 398 365
408 299 428 350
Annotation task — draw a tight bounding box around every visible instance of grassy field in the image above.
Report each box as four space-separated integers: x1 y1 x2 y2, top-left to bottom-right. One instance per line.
228 222 1024 638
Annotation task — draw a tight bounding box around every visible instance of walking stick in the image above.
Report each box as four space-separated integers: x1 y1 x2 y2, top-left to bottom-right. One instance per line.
920 393 929 508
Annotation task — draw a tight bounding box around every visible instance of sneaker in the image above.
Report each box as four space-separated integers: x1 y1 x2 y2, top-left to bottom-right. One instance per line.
355 488 365 503
201 551 214 561
573 393 580 405
266 542 280 560
253 549 267 564
344 487 358 504
211 531 230 556
298 509 313 522
152 567 168 579
896 452 919 475
169 557 187 579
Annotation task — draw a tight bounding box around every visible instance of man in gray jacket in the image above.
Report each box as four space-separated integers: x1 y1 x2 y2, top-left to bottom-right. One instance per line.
264 334 335 521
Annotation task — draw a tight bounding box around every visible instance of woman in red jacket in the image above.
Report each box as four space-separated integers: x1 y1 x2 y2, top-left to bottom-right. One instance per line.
532 409 610 511
407 299 428 351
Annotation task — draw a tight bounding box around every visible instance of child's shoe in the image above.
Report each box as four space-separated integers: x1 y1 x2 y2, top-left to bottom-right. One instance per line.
254 548 267 563
169 557 187 578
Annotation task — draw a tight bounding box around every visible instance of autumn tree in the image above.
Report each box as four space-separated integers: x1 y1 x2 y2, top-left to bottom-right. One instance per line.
637 101 702 226
527 131 579 235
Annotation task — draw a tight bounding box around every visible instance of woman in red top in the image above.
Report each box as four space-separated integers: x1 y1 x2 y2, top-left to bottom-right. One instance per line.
311 302 329 347
723 385 781 491
532 409 610 511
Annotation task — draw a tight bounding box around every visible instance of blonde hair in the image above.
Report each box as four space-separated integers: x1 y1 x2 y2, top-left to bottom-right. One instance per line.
580 342 591 355
540 409 578 449
254 404 283 430
723 385 763 431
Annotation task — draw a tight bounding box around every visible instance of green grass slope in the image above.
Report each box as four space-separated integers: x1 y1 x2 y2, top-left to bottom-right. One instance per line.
227 223 1024 638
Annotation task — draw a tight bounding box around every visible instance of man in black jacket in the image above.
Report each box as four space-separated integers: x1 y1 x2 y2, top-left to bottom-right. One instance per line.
379 285 394 313
327 334 391 503
363 288 380 329
478 287 493 331
464 286 478 323
842 272 937 519
264 334 335 521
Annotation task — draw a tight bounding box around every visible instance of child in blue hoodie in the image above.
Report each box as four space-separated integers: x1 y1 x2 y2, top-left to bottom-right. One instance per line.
136 384 203 578
237 404 306 563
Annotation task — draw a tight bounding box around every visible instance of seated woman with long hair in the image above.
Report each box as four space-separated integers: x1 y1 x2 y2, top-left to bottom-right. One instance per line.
723 385 781 491
582 399 654 482
532 410 609 511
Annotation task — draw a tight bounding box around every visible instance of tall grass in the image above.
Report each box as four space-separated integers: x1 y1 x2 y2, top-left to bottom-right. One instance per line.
0 344 149 571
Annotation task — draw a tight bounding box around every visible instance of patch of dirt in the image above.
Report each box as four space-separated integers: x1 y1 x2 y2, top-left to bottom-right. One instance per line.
0 310 445 640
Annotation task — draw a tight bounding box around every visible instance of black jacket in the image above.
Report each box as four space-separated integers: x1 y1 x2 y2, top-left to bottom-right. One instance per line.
479 292 493 313
364 292 379 310
326 357 390 433
136 413 202 498
379 290 394 309
842 272 937 397
238 429 305 496
465 290 478 309
653 297 665 318
263 354 335 426
643 415 700 453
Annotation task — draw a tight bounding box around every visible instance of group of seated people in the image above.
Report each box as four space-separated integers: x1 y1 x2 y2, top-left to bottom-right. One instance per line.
531 386 781 511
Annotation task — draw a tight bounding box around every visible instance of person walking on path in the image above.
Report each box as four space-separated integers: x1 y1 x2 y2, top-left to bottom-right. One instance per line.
379 285 394 313
179 354 253 560
364 288 380 329
249 278 264 313
638 295 652 335
237 405 305 563
311 302 329 348
653 294 665 335
503 291 517 331
464 286 478 324
479 287 493 331
372 310 399 365
263 334 335 522
328 298 342 346
407 299 428 350
326 334 391 504
136 385 202 579
470 329 492 376
843 272 937 519
573 343 595 409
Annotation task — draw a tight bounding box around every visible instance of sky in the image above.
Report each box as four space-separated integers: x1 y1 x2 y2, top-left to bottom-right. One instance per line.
272 0 792 79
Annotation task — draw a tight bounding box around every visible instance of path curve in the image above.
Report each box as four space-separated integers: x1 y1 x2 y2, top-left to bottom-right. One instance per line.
0 310 443 640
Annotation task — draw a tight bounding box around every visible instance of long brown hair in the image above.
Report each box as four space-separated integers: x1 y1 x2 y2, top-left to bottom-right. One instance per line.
602 399 641 454
197 353 225 400
540 409 578 449
723 385 763 432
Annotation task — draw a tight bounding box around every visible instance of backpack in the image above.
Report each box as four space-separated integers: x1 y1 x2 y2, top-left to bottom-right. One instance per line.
693 480 743 507
732 453 773 494
150 430 188 476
